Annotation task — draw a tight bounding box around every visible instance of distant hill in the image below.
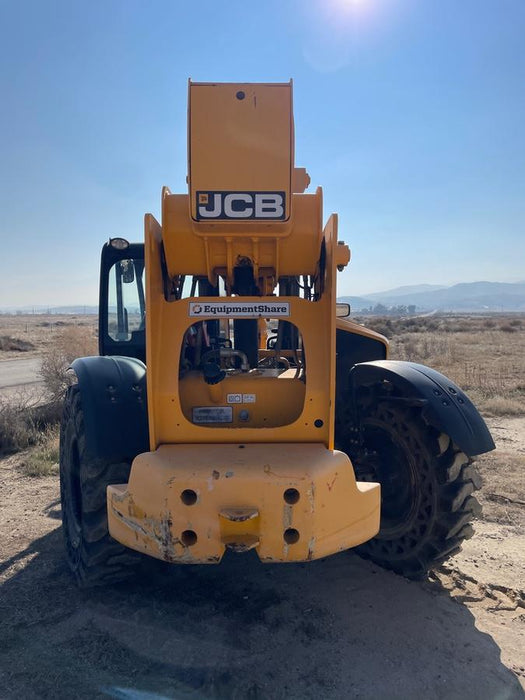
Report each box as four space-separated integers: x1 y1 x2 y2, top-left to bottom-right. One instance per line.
0 305 98 315
337 296 376 312
340 281 525 312
365 284 447 301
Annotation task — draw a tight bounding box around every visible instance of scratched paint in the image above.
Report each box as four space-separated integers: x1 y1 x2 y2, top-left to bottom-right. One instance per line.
283 504 293 528
111 507 149 537
158 513 175 561
327 472 338 492
307 482 315 513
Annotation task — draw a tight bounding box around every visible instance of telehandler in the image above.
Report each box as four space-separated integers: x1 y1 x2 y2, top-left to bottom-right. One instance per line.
60 81 494 586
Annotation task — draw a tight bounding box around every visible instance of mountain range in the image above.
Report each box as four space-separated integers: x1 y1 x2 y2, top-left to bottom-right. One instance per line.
339 281 525 313
1 282 524 314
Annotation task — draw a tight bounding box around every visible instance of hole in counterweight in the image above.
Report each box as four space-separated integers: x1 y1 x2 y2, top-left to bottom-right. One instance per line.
284 528 300 544
181 530 198 546
181 489 197 506
284 488 300 504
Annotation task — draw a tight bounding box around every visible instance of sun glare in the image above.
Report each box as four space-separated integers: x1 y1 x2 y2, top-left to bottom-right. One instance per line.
323 0 374 24
335 0 370 11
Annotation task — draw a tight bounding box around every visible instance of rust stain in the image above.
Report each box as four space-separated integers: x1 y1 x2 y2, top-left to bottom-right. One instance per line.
307 536 316 560
327 472 338 492
263 464 305 480
127 501 146 520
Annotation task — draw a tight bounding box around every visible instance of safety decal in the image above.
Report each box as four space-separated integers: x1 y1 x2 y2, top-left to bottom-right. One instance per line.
227 393 256 404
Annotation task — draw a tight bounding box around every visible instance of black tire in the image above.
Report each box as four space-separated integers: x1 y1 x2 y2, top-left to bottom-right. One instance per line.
341 402 482 578
59 385 141 587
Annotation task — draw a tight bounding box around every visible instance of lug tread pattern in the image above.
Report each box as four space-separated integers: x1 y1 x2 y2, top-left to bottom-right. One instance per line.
60 386 142 588
342 402 483 579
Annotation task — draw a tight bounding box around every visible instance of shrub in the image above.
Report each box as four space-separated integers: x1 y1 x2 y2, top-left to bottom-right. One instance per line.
40 325 97 403
0 397 40 452
0 335 35 352
0 388 62 454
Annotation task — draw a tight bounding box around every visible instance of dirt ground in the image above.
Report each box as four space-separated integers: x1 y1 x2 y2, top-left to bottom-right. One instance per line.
1 313 524 698
0 414 523 699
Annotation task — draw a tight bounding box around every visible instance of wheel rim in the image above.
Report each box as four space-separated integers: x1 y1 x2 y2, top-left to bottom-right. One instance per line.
358 420 420 539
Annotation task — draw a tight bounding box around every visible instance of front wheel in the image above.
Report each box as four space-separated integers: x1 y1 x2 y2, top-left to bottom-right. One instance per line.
341 402 482 578
60 385 142 587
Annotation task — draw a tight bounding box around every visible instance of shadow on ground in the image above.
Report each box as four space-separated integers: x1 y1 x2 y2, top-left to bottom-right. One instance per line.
1 520 523 700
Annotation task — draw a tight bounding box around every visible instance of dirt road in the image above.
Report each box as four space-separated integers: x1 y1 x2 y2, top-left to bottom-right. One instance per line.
1 417 523 699
0 357 42 390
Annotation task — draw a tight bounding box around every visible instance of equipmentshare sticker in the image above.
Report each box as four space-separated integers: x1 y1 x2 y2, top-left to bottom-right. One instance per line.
189 301 290 318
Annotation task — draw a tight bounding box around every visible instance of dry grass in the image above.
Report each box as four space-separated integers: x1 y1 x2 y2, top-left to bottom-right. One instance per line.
481 397 525 417
19 426 60 477
358 314 525 417
0 314 97 358
476 450 525 528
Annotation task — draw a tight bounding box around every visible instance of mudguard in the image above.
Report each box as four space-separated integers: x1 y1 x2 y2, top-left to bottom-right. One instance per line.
71 356 149 461
350 360 495 457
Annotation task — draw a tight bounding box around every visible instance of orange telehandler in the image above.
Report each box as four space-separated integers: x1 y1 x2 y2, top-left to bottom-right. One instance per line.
60 81 494 586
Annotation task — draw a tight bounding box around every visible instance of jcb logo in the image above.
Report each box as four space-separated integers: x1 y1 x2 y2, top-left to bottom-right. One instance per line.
196 191 285 221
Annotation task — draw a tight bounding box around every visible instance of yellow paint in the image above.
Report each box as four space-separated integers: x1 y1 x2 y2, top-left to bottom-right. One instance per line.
109 81 383 565
188 82 293 221
179 369 305 428
107 443 380 563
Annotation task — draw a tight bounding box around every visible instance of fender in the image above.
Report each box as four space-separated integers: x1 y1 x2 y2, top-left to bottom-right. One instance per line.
349 360 495 457
71 356 149 461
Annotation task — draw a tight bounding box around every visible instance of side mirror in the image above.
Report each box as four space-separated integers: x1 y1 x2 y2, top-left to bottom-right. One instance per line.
336 303 351 318
119 260 135 284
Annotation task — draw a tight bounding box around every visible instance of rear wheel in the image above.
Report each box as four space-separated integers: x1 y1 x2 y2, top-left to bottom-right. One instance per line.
342 402 482 578
60 385 141 587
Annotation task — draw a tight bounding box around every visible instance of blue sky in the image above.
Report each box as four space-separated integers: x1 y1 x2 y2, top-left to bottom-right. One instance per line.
0 0 524 307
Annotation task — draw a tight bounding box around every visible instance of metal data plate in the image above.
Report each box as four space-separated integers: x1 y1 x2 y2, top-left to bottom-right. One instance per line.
192 406 233 424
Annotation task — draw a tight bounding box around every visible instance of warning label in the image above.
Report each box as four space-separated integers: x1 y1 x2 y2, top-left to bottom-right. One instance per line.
227 393 256 404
